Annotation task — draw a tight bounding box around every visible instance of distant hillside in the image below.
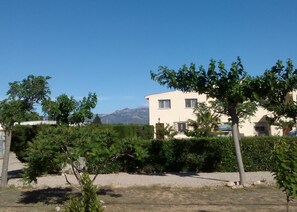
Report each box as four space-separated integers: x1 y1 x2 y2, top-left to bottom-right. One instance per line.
99 107 149 124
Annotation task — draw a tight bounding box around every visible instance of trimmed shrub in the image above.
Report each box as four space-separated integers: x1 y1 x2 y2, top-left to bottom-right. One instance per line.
141 136 295 173
144 137 234 173
19 124 296 175
96 124 154 139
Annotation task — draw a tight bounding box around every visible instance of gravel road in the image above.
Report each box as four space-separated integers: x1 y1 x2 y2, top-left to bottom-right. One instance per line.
1 153 276 188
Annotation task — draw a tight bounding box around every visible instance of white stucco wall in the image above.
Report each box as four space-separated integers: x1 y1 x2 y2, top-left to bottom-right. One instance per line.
145 90 283 138
145 90 207 128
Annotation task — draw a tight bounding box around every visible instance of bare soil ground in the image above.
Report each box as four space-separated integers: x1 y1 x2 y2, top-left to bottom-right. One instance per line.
0 185 296 212
1 153 296 211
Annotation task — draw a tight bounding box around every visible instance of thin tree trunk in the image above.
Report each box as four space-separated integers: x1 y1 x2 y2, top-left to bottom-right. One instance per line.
286 194 290 212
229 106 246 185
1 130 12 188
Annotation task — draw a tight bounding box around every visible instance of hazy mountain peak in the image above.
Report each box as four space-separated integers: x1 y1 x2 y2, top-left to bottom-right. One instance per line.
98 107 149 124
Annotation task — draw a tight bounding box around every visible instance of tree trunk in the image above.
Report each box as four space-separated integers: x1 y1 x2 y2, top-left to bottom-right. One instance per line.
1 130 12 188
229 106 246 185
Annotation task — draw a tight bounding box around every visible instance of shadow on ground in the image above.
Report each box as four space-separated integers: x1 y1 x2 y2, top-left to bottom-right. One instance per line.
18 188 73 205
18 187 122 205
98 188 123 198
8 169 23 179
140 172 229 182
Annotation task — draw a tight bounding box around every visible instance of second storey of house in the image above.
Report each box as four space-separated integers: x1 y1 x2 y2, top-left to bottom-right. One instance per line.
145 90 207 130
145 90 282 137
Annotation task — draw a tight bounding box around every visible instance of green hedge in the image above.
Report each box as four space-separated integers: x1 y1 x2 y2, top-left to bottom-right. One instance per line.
11 124 297 173
96 124 154 139
141 136 297 173
143 138 234 173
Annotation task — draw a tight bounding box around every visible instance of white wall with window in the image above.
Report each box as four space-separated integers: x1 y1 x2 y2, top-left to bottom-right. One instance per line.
174 122 187 132
185 98 197 108
146 90 283 138
145 91 207 138
158 99 171 109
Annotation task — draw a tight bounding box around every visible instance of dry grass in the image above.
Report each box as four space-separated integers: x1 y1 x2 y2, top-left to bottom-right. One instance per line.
0 185 296 212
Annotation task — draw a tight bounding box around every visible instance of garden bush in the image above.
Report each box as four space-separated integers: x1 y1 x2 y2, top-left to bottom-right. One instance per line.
23 125 149 182
11 124 153 164
144 137 234 173
18 123 296 176
11 125 40 162
96 124 154 139
64 172 104 212
141 136 296 173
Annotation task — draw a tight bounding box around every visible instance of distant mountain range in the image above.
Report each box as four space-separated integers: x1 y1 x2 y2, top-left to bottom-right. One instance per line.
98 107 149 125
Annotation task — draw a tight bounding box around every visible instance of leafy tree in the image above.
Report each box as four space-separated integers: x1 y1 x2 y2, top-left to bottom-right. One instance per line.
151 57 256 185
0 75 50 187
186 102 221 137
92 114 102 125
42 93 97 125
209 100 257 122
254 60 297 130
23 125 147 185
7 75 51 107
272 139 297 212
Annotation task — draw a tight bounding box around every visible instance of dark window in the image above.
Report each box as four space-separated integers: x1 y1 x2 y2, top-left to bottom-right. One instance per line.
177 122 187 132
159 99 171 109
185 99 197 108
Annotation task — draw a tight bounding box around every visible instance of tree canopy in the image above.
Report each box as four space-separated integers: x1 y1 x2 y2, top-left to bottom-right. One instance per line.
42 92 97 125
0 75 51 187
254 60 297 126
151 57 257 185
0 75 51 130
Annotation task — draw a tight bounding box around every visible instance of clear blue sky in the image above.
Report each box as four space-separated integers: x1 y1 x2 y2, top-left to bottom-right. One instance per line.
1 0 297 114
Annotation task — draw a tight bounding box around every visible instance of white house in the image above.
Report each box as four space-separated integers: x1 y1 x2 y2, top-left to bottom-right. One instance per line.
145 90 282 138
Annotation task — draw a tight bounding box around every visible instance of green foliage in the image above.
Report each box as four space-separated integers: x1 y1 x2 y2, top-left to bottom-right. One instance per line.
42 92 97 125
151 57 258 184
156 124 177 140
92 114 102 125
1 75 51 188
240 136 278 171
22 126 64 183
186 102 221 137
0 100 29 129
116 138 149 172
23 130 288 177
143 136 284 173
210 100 257 122
12 124 152 167
11 125 39 162
7 75 51 105
64 172 104 212
272 138 297 211
151 57 253 106
0 75 51 130
23 125 148 183
145 138 234 172
255 60 297 125
96 124 154 139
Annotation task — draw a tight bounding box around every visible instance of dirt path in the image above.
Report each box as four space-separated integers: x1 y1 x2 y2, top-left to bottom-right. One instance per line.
1 153 276 188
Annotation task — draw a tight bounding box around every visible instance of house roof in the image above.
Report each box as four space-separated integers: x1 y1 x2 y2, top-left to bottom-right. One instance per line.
145 90 198 99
